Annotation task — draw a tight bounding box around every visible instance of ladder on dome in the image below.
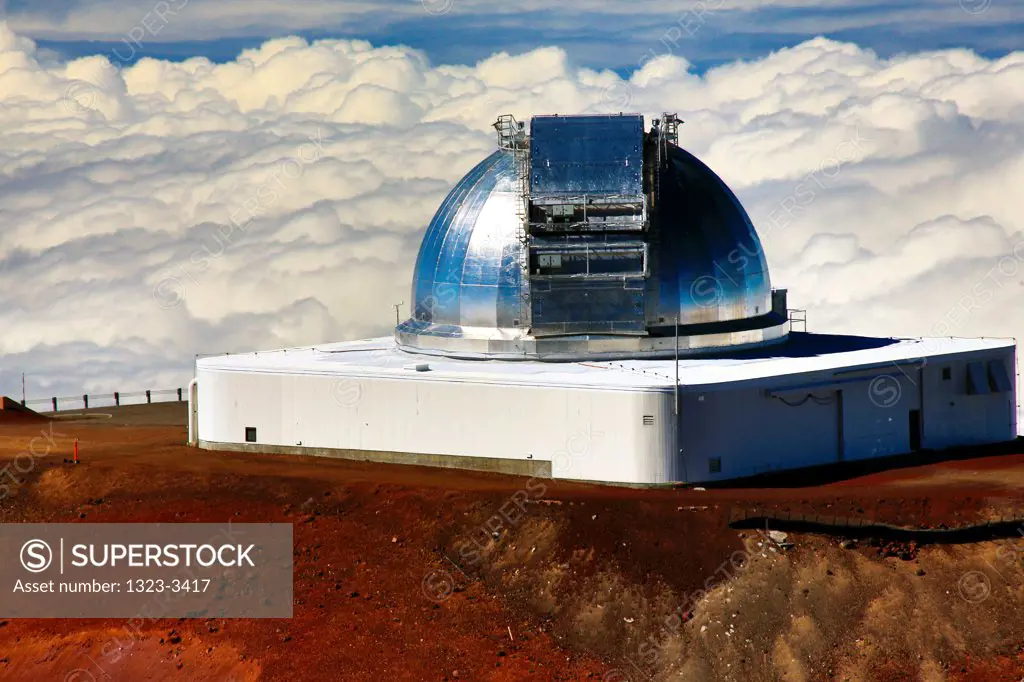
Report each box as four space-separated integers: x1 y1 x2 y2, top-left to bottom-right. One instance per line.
650 112 683 294
662 112 681 147
493 114 532 333
651 112 682 219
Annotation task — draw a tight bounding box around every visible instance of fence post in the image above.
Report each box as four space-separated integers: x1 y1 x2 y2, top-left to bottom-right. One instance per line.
146 390 152 404
114 391 120 406
52 397 57 412
83 394 89 409
177 387 183 401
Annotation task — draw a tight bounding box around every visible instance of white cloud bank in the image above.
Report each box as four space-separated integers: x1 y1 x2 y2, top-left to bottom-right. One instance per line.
0 24 1022 418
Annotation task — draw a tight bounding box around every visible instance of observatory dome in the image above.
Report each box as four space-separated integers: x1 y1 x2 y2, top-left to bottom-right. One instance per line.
395 113 789 360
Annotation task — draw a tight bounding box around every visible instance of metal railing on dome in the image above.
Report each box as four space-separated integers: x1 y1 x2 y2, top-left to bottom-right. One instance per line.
788 309 808 332
21 388 185 413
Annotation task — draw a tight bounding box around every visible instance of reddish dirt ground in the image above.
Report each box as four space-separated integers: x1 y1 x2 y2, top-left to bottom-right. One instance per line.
0 405 1022 681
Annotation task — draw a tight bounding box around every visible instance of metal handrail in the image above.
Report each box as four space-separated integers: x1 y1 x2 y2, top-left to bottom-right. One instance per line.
21 387 186 412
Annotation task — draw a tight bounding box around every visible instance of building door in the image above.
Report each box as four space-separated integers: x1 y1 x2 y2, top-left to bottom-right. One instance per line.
909 409 922 452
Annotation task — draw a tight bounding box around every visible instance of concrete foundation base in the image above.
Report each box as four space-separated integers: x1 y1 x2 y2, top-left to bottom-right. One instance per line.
197 440 553 478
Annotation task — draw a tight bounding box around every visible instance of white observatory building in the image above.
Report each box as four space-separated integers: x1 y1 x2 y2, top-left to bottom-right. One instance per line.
191 113 1018 485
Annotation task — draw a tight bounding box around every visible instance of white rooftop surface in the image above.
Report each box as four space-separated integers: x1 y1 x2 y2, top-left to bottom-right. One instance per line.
197 333 1015 393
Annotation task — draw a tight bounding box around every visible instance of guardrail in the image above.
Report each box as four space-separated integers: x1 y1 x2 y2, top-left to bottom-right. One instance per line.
21 388 185 412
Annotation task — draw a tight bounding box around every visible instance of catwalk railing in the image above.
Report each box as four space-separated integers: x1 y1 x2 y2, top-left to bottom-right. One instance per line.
21 388 185 412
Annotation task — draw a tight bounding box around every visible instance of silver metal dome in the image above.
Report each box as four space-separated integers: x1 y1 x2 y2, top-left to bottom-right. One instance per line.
396 113 789 360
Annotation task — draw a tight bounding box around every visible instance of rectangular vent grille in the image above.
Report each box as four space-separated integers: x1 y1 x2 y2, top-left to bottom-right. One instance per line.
642 415 655 426
708 457 722 474
245 427 257 443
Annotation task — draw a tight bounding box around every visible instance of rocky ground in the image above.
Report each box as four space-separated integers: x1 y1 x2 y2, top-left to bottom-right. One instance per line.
0 403 1022 681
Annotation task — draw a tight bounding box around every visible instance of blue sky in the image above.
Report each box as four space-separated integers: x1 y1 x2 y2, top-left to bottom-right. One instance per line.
10 0 1023 74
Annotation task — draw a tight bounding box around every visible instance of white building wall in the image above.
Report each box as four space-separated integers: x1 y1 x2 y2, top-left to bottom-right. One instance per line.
678 348 1017 483
838 367 921 462
679 384 841 482
195 345 1016 486
197 368 677 485
921 349 1018 449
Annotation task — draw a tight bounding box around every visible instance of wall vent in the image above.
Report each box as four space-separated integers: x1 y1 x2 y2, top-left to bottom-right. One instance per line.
245 427 257 443
642 415 655 426
708 457 722 474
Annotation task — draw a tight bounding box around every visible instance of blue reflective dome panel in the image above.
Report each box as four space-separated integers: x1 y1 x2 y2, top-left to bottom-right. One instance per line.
530 114 644 197
653 145 772 326
409 150 524 331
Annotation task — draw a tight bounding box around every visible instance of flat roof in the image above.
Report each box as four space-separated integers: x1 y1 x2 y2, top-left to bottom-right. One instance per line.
196 333 1015 393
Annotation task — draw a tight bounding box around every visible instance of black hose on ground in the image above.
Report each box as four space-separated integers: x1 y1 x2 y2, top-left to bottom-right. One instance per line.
729 508 1024 544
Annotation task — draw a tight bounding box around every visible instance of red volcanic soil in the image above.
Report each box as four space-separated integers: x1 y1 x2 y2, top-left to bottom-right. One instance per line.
0 405 1022 681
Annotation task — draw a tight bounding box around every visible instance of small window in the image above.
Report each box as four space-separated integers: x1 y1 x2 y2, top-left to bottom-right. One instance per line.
245 427 257 443
642 415 655 426
537 253 563 269
708 457 722 474
942 367 951 381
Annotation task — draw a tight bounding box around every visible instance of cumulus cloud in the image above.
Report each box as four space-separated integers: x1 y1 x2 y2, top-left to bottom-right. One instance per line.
0 24 1022 424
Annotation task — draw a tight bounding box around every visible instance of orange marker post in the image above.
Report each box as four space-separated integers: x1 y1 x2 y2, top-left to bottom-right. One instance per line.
73 438 79 464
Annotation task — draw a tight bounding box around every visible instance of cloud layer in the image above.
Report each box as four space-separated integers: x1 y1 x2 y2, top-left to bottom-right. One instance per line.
0 24 1022 420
